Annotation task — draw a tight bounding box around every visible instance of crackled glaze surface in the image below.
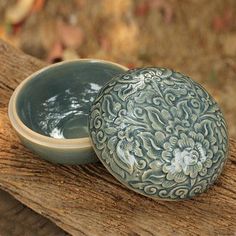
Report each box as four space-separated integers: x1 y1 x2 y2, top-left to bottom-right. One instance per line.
89 67 229 200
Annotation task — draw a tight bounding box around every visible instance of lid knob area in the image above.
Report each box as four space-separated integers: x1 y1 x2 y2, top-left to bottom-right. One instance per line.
88 67 228 200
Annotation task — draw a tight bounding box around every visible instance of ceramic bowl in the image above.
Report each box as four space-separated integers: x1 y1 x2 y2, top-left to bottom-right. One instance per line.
8 59 128 164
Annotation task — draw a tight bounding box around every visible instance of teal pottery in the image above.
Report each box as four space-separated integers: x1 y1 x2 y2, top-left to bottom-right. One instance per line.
89 67 229 200
8 59 128 164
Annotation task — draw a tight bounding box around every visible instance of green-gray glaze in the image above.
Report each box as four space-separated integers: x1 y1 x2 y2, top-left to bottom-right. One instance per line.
17 61 126 139
9 60 127 165
17 132 97 165
89 67 229 200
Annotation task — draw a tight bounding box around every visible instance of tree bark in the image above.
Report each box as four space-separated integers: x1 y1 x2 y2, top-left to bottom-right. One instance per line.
0 39 235 236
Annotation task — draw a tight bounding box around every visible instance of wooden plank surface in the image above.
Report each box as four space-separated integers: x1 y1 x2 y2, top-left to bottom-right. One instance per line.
0 189 68 236
0 39 235 236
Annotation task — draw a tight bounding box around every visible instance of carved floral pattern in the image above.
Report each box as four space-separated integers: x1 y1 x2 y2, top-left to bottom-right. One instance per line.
89 68 228 200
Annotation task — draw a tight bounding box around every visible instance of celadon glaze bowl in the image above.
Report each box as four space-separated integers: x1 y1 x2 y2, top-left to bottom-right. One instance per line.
8 59 128 164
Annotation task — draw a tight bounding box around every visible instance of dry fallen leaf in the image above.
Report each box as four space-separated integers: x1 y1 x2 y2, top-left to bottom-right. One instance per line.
212 9 234 33
47 40 63 63
150 0 173 23
57 20 84 49
31 0 45 13
135 1 150 16
5 0 35 24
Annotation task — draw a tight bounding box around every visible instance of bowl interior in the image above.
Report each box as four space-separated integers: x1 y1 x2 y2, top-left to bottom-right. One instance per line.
16 60 126 139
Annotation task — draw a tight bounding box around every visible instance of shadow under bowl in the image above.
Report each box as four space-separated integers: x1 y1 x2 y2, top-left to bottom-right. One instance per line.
8 59 128 164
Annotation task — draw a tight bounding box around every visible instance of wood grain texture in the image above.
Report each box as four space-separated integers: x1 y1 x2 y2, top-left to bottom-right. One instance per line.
0 190 68 236
0 39 235 236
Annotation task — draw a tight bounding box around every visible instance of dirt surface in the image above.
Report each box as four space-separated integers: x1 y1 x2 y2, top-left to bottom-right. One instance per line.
0 0 236 138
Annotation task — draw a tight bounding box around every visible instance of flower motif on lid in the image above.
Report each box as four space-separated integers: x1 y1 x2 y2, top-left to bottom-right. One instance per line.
163 132 213 180
89 67 228 200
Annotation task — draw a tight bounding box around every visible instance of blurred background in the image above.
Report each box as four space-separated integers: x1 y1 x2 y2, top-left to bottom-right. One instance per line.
0 0 236 138
0 1 236 235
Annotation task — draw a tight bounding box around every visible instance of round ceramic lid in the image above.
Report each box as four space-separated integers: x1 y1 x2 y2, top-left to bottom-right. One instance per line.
88 67 228 200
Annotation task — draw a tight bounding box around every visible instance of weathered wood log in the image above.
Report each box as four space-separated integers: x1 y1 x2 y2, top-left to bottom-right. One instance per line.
0 39 235 236
0 190 68 236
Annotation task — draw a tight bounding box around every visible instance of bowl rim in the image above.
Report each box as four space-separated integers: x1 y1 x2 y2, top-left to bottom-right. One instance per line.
8 58 128 149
